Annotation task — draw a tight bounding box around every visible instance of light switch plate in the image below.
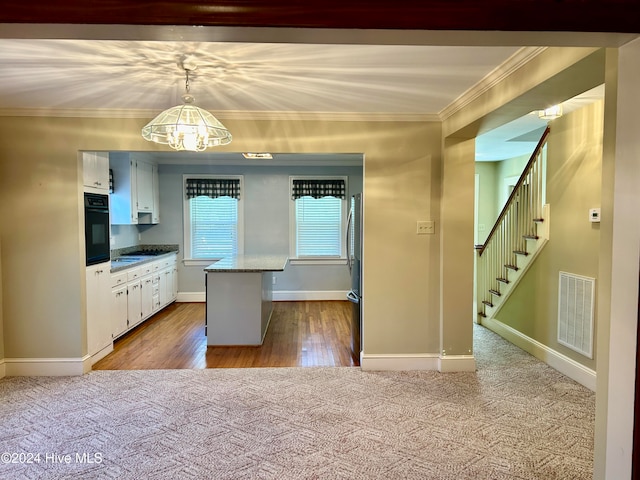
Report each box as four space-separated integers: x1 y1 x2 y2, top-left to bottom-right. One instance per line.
417 220 435 235
589 208 601 223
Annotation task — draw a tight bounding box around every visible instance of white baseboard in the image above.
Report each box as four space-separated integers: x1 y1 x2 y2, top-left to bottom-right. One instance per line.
177 291 349 303
273 290 348 301
438 355 477 372
176 291 205 303
4 356 92 376
361 353 440 371
481 317 596 391
90 343 113 366
0 359 5 379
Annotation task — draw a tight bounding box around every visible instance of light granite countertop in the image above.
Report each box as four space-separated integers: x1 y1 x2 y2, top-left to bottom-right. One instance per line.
110 246 179 273
204 254 289 273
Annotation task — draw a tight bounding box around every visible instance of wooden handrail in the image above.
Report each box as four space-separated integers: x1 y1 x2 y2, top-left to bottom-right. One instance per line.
477 126 550 257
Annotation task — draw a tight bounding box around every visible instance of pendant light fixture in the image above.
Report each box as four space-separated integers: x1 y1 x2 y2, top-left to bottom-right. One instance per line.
142 61 232 151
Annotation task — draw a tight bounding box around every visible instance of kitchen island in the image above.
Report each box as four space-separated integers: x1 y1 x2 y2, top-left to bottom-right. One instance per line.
204 254 289 346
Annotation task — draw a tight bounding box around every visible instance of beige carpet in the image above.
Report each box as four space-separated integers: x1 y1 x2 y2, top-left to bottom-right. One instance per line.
0 325 594 479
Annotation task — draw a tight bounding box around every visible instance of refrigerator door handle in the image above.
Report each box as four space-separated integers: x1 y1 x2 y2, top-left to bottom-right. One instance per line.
347 290 359 303
346 207 353 274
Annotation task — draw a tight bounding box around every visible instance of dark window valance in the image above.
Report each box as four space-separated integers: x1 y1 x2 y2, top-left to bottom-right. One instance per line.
291 179 346 200
185 178 241 200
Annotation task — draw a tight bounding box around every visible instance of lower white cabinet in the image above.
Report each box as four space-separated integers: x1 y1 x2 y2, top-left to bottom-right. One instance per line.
141 274 154 319
111 285 128 338
109 253 178 340
160 267 173 307
86 262 112 362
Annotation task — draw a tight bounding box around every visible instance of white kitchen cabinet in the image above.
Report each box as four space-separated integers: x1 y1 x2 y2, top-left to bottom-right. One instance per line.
140 274 154 319
136 160 154 213
152 273 161 312
109 152 137 224
109 154 160 225
110 252 178 339
82 152 110 192
111 284 128 338
172 264 178 300
151 163 160 224
111 270 128 338
86 262 112 362
127 279 142 327
159 267 173 307
156 255 177 308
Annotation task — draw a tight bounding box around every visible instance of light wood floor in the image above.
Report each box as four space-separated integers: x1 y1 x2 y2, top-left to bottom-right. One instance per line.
93 301 358 370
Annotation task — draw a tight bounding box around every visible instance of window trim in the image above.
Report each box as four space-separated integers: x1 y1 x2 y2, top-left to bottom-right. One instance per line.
183 174 244 265
289 175 348 265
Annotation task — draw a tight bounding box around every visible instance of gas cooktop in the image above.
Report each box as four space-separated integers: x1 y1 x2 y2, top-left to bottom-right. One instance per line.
121 250 169 256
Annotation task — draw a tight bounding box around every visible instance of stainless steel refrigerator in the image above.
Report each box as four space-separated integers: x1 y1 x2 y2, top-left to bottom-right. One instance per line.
346 193 362 361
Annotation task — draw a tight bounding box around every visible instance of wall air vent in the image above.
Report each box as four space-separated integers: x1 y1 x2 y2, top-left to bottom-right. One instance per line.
557 271 595 359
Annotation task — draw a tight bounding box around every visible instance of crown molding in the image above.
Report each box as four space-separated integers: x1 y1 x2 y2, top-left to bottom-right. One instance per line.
439 46 547 121
0 107 439 123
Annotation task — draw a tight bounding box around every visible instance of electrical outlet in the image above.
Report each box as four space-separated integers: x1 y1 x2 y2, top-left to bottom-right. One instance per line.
417 220 435 235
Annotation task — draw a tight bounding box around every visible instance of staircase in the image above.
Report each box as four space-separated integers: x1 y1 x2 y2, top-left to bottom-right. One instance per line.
476 127 550 322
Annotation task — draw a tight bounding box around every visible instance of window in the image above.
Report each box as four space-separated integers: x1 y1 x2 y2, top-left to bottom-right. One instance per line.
183 175 243 263
290 176 347 263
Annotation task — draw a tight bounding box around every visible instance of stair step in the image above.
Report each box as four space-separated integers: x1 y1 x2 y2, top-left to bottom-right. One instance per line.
523 234 539 240
505 264 519 271
489 289 501 297
513 250 529 256
482 300 494 308
497 277 510 284
533 218 544 223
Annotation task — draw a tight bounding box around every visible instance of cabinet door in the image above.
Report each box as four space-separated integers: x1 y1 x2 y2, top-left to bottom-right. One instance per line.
140 275 154 320
172 265 178 300
83 152 109 191
160 268 173 307
111 285 128 338
109 153 138 225
152 163 160 224
86 263 111 356
152 273 161 312
127 280 142 327
136 160 154 212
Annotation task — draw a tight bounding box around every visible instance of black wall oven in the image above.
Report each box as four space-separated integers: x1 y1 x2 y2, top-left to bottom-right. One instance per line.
84 192 110 266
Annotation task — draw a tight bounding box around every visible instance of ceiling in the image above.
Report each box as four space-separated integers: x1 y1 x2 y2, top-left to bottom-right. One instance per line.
0 39 604 162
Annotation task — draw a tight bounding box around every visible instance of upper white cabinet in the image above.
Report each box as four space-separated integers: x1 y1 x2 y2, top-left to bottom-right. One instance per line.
82 152 110 192
136 160 154 213
109 153 159 225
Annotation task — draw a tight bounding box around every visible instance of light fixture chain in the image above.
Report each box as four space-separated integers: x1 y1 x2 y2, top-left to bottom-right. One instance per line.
185 68 191 94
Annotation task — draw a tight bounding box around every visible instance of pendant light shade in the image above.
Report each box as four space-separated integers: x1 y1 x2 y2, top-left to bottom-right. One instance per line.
142 65 232 152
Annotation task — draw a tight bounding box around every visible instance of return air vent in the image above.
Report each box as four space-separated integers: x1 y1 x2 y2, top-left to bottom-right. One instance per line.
557 272 595 359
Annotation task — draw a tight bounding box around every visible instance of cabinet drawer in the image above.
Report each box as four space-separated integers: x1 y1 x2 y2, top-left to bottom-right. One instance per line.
140 263 154 276
111 271 128 288
127 267 142 281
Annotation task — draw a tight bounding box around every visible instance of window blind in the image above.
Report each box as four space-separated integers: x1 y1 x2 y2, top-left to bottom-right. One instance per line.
295 196 342 257
190 196 238 258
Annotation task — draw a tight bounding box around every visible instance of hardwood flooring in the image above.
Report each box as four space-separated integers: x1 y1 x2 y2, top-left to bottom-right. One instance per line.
93 301 358 370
